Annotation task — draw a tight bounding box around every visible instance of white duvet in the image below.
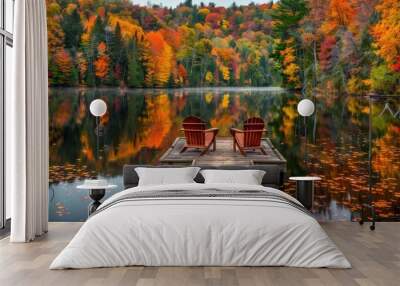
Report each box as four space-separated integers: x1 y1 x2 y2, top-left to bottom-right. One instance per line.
50 183 351 269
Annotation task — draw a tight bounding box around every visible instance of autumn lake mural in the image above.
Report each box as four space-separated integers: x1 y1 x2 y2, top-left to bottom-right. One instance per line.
47 0 399 221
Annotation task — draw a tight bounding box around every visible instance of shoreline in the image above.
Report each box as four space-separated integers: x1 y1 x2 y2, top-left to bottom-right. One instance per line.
49 86 287 93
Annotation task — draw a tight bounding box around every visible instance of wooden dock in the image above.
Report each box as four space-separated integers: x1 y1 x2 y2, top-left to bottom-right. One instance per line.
159 137 287 168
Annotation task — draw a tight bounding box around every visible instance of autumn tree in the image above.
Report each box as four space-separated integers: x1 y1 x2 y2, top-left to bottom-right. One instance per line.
176 63 188 86
205 71 214 85
94 42 110 84
320 0 357 35
205 12 222 29
50 48 78 86
47 1 65 55
370 64 400 94
193 38 213 86
145 31 173 87
319 36 337 72
77 51 88 84
280 39 301 88
300 0 328 90
371 0 400 73
271 0 308 88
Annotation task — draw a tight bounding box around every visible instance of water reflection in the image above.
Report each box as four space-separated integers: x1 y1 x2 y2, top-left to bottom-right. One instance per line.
49 88 399 221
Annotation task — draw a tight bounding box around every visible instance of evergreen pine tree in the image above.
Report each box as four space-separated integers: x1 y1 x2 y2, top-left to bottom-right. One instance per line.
86 72 96 87
127 40 145 88
167 74 175 88
83 16 106 87
92 17 106 46
271 0 309 39
48 56 61 86
61 8 83 52
110 23 129 84
70 66 79 86
184 0 193 7
110 24 123 73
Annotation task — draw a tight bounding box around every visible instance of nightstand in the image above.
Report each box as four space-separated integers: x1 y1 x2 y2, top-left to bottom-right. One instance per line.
77 180 117 216
289 176 321 210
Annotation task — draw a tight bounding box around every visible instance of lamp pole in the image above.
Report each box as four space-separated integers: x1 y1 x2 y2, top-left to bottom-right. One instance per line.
96 116 100 163
304 115 308 164
297 99 315 167
368 96 375 230
90 99 108 179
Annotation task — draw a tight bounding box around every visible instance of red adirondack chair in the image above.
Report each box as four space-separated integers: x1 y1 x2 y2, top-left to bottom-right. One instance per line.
230 117 267 156
180 116 219 155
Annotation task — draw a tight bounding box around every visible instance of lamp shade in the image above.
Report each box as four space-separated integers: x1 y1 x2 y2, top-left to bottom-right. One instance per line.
89 99 107 117
297 99 315 117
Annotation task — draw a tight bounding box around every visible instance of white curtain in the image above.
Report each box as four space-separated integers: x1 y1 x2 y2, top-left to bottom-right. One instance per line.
7 0 49 242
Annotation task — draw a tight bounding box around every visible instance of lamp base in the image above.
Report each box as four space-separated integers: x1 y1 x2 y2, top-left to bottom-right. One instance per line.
296 181 314 210
88 189 105 216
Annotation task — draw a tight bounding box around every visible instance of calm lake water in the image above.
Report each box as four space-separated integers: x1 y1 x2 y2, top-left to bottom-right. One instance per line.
49 88 400 222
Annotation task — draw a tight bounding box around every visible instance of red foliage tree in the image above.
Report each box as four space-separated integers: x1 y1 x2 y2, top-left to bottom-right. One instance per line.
205 13 222 28
319 36 337 72
392 56 400 73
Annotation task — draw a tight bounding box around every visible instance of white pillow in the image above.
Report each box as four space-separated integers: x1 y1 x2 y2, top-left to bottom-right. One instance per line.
200 169 265 185
135 167 201 186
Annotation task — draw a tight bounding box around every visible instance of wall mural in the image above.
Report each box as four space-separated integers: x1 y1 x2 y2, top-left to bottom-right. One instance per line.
47 0 399 221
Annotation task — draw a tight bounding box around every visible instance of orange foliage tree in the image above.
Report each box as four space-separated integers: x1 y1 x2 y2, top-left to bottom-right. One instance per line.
370 0 400 72
145 31 173 87
321 0 357 34
52 48 75 85
94 42 110 80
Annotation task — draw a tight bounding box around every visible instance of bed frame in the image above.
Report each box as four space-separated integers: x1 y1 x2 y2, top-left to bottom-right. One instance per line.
123 165 286 190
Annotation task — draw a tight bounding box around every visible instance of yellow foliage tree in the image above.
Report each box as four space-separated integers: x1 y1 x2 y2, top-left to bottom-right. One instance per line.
83 15 97 34
108 14 145 41
221 93 230 109
198 8 210 16
283 63 300 85
157 44 173 86
280 41 301 88
220 65 230 81
205 71 214 84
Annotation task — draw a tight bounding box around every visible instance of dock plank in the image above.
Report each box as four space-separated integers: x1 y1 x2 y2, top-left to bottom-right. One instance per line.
159 137 286 168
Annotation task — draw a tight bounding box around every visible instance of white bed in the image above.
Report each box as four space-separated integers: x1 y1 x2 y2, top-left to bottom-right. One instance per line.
50 183 351 269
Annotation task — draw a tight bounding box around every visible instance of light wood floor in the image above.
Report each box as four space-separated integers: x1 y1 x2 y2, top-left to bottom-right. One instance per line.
0 222 399 286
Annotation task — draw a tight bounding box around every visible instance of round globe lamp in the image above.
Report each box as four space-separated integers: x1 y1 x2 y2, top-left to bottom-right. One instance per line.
90 99 107 117
297 99 315 117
